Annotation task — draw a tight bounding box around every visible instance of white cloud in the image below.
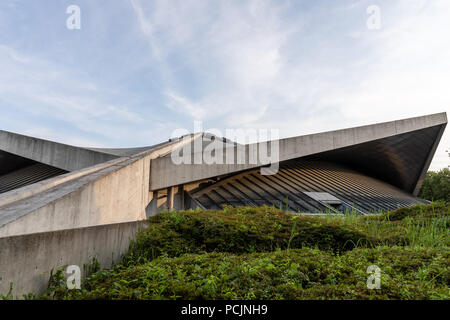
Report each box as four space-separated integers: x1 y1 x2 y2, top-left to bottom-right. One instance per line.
321 0 450 170
0 44 145 146
1 1 448 171
165 90 208 120
131 0 294 126
131 0 449 169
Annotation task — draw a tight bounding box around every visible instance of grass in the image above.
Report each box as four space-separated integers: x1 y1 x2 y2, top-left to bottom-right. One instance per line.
35 202 449 300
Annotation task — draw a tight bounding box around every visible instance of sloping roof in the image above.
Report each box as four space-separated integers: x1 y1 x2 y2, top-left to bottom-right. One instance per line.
149 112 447 196
0 163 66 194
0 112 447 203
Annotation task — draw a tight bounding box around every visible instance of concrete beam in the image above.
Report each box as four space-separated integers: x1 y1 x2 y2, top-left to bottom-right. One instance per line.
167 186 175 210
412 122 447 196
0 130 118 172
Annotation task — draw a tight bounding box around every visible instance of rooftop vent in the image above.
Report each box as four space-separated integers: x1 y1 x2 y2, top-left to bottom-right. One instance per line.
304 192 342 205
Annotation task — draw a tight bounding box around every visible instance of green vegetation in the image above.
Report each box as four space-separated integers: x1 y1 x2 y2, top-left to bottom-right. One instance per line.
39 203 449 300
419 168 450 202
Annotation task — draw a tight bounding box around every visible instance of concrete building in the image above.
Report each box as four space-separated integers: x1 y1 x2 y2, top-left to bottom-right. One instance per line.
0 112 447 296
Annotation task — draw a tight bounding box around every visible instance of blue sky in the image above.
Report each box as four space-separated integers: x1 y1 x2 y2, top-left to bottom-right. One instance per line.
0 0 448 170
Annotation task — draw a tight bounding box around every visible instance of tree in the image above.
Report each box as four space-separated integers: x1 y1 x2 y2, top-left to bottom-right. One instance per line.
418 168 450 202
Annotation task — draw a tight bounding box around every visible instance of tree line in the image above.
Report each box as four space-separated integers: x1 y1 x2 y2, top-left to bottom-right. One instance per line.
418 168 449 202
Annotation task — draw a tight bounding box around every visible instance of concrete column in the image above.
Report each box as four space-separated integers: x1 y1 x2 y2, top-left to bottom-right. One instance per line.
167 186 175 210
179 184 184 210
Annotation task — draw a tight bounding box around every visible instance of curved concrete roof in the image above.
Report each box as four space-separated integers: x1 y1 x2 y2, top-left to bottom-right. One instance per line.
189 158 427 213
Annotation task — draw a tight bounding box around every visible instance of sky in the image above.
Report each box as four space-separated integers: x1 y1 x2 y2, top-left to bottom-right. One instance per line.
0 0 448 170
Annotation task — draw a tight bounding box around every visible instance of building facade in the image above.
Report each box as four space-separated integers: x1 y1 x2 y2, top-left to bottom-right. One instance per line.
0 112 447 296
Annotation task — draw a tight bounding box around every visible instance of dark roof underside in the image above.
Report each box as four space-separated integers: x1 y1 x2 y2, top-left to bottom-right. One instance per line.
306 124 443 193
189 159 426 213
0 150 67 194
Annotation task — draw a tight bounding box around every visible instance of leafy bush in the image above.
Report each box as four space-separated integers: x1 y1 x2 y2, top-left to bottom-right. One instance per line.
372 201 449 221
36 203 449 300
45 247 449 300
419 169 450 202
123 206 373 265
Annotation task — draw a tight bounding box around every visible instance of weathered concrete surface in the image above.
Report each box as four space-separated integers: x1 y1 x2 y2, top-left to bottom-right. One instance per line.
149 112 448 192
0 113 445 297
146 185 188 215
0 221 147 298
0 157 124 209
0 134 197 237
0 155 150 237
0 136 201 298
0 130 118 172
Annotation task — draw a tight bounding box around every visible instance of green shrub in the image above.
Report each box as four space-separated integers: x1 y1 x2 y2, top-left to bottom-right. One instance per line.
47 247 449 300
36 203 449 300
373 201 449 221
419 169 450 202
123 206 373 265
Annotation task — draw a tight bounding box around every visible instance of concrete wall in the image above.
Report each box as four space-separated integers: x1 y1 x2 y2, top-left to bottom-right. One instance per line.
0 132 200 298
0 130 118 172
0 154 152 237
0 134 196 237
0 221 147 298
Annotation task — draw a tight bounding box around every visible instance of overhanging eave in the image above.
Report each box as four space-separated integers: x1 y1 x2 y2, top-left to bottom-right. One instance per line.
149 112 447 191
